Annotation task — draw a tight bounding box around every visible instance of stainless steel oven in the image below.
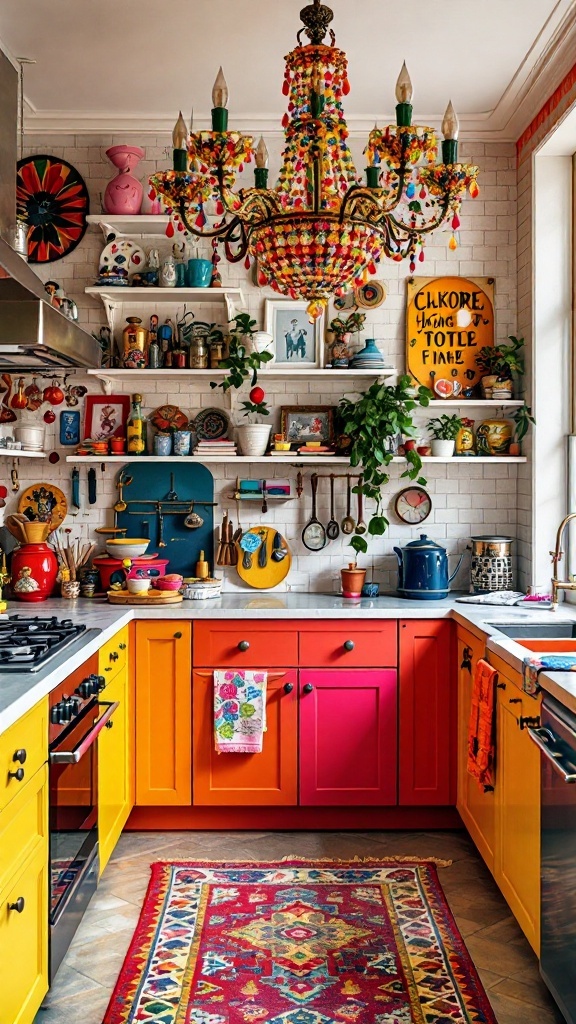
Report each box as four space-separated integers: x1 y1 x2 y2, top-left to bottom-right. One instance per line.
528 695 576 1024
48 671 118 979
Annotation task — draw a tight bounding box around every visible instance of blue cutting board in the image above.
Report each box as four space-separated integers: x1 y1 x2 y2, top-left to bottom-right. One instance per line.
115 462 215 577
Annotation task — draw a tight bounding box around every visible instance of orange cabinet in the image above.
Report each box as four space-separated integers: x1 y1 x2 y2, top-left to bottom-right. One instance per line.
299 621 397 667
456 626 495 870
135 621 192 806
193 670 298 806
398 620 455 805
194 622 298 668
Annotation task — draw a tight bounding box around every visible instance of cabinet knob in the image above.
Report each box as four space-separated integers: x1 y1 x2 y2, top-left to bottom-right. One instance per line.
238 640 250 652
303 683 314 694
105 720 114 730
496 682 506 689
104 667 112 672
174 631 182 639
8 768 24 782
343 640 355 652
118 643 126 650
283 682 294 694
509 698 522 704
8 897 25 914
13 749 26 765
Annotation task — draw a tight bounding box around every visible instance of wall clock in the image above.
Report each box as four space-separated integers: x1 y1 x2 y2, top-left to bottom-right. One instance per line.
17 155 90 263
394 486 432 525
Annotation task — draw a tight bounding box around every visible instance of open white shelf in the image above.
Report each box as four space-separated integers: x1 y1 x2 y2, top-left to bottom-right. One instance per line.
65 454 526 466
0 450 47 459
86 285 245 330
86 367 397 388
425 399 524 408
86 214 170 237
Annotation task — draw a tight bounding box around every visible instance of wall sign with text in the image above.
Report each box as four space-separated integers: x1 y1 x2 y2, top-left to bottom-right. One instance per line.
406 276 495 393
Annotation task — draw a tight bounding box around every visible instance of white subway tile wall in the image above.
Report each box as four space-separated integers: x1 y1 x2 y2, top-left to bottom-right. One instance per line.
1 133 519 593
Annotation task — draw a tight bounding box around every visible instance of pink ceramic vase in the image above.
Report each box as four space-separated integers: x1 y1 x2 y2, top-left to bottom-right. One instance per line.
103 145 145 215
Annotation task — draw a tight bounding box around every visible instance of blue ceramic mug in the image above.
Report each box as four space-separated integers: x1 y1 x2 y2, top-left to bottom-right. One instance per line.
187 258 212 288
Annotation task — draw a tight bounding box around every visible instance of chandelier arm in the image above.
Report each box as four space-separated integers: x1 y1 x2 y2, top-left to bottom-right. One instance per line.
223 221 249 263
387 196 451 238
177 200 235 239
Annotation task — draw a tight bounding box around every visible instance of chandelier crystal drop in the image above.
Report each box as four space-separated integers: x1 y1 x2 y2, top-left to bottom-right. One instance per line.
150 0 479 318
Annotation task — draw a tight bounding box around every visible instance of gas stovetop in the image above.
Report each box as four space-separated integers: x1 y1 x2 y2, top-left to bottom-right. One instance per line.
0 616 100 672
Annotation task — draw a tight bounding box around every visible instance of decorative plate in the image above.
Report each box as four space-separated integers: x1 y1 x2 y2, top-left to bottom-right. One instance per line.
17 155 89 264
193 407 229 440
355 280 386 309
97 236 146 281
150 405 188 432
18 482 67 531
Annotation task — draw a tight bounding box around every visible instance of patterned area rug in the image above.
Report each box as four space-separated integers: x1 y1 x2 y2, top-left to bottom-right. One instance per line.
103 859 496 1024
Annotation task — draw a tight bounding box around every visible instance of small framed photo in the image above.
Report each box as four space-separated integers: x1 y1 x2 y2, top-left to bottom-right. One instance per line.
84 395 130 440
264 299 323 367
280 406 335 446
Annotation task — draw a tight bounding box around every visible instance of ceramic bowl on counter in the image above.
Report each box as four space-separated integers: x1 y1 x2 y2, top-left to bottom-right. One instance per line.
154 574 184 592
105 538 149 559
126 577 151 594
181 577 223 600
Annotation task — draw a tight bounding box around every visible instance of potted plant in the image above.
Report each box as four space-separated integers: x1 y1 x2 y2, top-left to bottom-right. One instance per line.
475 335 525 398
327 311 366 367
338 374 432 557
210 314 273 456
510 402 535 455
428 414 462 457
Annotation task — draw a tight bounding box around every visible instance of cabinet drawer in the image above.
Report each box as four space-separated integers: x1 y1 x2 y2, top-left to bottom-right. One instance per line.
0 843 49 1024
299 623 397 667
0 764 48 898
98 625 129 682
0 699 48 812
194 623 298 667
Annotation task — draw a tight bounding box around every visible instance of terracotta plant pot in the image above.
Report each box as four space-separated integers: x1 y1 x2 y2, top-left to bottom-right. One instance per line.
341 563 366 599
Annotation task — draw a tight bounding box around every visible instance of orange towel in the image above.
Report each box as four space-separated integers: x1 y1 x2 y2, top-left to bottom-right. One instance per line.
467 658 498 790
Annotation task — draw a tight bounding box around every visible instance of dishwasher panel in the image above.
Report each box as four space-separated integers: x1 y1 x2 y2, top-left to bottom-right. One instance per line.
537 695 576 1024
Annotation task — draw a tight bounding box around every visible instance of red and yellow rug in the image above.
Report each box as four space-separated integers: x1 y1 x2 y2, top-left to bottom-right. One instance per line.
104 859 496 1024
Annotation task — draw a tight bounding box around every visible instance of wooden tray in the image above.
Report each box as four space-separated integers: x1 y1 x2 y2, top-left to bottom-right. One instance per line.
107 589 183 605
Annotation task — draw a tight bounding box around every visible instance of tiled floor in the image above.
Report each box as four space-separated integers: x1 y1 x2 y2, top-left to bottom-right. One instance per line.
36 829 564 1024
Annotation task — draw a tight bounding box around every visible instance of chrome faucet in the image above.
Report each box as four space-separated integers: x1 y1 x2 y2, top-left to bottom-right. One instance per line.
550 513 576 608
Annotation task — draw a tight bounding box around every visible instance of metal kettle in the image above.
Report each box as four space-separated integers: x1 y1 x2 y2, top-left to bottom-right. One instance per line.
393 534 465 600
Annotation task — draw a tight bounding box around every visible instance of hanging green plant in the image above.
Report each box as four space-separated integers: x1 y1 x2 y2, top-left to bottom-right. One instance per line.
210 313 273 392
338 375 432 555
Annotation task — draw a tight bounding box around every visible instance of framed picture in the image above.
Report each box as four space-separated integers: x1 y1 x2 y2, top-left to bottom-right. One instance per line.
280 406 335 445
59 410 81 446
264 299 323 367
84 394 130 440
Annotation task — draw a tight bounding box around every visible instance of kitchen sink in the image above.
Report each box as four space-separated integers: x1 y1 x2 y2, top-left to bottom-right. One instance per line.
488 621 576 639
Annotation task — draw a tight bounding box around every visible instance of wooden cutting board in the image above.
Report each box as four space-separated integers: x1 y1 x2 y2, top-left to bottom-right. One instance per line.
235 526 291 590
107 589 183 605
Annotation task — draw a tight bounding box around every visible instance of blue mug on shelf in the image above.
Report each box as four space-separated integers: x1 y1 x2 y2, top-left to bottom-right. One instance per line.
187 258 212 288
175 262 187 287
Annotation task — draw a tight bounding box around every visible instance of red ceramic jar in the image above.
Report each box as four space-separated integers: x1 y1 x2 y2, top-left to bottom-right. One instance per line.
11 542 58 602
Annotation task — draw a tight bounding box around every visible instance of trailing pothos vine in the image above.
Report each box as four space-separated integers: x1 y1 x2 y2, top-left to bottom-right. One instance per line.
338 375 432 556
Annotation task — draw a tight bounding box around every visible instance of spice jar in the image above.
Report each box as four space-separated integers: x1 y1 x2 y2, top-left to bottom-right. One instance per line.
209 339 226 368
189 335 209 369
122 317 148 368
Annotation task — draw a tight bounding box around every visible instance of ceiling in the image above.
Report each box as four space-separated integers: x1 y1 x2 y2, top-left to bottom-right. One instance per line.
1 0 575 140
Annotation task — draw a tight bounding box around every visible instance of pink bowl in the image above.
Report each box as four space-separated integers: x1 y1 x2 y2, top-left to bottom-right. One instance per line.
154 576 183 591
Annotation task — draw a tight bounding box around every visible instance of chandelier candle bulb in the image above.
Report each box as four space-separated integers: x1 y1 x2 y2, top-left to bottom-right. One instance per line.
441 100 459 164
211 66 229 131
255 136 269 188
172 111 188 172
395 61 413 126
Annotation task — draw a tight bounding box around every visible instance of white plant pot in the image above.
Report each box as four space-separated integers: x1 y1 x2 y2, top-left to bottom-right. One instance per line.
431 439 455 457
247 331 275 364
237 423 272 457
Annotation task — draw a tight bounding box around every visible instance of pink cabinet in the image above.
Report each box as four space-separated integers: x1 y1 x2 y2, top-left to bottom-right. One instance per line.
398 619 455 806
299 669 397 806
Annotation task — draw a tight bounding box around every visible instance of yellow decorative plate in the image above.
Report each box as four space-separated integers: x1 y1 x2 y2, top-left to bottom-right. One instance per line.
236 526 291 590
18 482 67 532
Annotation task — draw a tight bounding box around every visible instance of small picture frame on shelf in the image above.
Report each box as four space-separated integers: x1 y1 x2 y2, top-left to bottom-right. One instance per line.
84 394 130 440
280 406 335 446
264 299 323 367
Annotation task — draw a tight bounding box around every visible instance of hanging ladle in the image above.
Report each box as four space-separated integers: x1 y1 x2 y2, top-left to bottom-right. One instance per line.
302 474 326 551
326 473 340 541
184 502 204 529
355 474 367 535
114 472 132 513
341 475 355 534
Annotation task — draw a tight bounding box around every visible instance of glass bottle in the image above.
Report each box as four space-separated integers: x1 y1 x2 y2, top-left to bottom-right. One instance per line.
127 393 147 455
189 334 209 369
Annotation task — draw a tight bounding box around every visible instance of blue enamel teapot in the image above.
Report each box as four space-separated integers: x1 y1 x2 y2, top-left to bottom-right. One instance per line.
393 534 465 600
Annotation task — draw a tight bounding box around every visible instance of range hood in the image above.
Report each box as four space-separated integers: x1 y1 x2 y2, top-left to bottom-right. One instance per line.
0 48 101 371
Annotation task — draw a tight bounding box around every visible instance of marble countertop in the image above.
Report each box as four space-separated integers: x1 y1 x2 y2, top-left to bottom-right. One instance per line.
2 594 576 733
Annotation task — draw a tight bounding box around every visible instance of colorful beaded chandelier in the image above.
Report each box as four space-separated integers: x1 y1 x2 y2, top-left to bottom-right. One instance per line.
150 0 479 318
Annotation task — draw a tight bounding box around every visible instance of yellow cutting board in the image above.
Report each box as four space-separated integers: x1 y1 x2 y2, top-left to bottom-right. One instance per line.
236 527 291 589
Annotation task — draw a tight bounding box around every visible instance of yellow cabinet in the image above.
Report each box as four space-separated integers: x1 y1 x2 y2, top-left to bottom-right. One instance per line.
135 622 192 806
456 627 496 870
0 835 48 1024
98 666 133 875
0 699 48 811
495 672 541 955
98 624 129 683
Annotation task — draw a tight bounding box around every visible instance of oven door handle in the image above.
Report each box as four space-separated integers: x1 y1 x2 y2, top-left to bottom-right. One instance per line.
527 725 576 783
49 702 119 764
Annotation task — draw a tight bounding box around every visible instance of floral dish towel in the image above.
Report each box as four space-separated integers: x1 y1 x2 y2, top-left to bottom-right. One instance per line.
214 670 267 753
